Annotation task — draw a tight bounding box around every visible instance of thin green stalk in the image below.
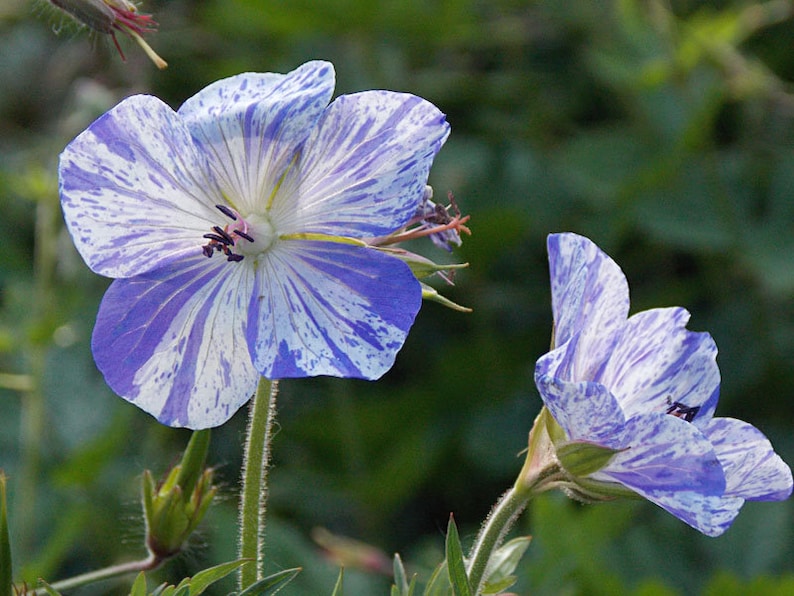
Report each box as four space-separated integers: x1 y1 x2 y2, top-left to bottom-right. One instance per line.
466 407 564 594
238 377 279 590
17 192 58 555
465 487 531 595
31 553 161 595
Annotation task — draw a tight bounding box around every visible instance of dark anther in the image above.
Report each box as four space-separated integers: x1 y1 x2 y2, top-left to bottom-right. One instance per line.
233 229 255 243
226 253 244 262
212 226 235 244
202 245 214 258
666 400 700 423
216 204 237 220
203 233 231 245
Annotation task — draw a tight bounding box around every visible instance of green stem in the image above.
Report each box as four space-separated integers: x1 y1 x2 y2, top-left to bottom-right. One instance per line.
465 487 531 595
31 553 161 595
466 407 564 594
238 377 279 590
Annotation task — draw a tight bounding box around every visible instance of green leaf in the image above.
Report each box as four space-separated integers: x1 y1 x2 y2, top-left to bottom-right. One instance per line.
444 515 471 596
331 567 344 596
423 561 451 596
184 559 249 595
237 567 302 596
128 572 147 596
480 536 531 594
393 553 409 596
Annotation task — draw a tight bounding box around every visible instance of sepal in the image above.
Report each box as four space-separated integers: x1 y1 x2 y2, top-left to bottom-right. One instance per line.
421 283 472 313
555 441 620 477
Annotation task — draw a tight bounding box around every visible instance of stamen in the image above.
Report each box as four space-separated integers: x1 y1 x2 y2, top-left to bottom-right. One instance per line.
233 229 255 243
216 204 238 220
226 253 244 262
666 400 700 423
212 226 235 244
203 233 231 245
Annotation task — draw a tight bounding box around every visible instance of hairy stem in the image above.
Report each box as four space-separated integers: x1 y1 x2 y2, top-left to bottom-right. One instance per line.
238 377 279 590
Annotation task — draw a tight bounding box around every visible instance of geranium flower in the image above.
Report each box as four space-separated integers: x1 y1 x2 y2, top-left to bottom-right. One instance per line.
59 61 450 429
534 232 792 536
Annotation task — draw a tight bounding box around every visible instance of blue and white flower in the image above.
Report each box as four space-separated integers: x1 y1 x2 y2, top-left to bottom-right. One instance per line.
534 232 792 536
59 60 450 429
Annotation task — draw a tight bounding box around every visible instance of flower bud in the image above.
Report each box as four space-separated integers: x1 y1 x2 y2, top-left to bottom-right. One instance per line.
142 431 216 559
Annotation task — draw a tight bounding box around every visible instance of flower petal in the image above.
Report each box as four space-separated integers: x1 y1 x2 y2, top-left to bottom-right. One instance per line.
593 413 725 495
59 96 221 278
177 61 336 215
638 490 744 537
703 417 793 501
247 241 422 380
596 307 720 423
92 255 259 429
547 233 629 349
271 90 450 238
534 368 629 449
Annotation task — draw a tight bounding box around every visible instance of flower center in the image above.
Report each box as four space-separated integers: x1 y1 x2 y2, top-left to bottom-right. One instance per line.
665 398 700 422
202 205 276 262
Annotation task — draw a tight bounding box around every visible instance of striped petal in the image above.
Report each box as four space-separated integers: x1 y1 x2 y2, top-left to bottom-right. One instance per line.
247 241 422 380
92 255 259 429
704 417 793 501
270 91 450 238
177 61 336 215
547 233 629 349
593 413 725 495
59 95 221 278
596 308 720 423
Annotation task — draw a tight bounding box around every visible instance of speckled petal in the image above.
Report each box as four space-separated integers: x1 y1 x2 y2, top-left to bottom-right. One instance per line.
92 255 259 429
59 95 222 278
704 417 793 501
177 61 336 215
535 369 628 449
247 241 422 380
270 91 450 238
547 233 629 350
593 413 725 495
596 307 720 423
638 490 744 537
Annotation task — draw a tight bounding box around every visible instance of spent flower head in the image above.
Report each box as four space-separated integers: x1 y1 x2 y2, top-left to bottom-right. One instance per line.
49 0 167 68
58 61 451 428
529 232 792 536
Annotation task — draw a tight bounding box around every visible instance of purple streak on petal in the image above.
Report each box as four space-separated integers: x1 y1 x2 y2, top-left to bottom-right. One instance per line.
92 255 258 429
534 368 628 449
271 91 450 238
547 233 629 350
595 307 720 422
59 95 222 278
178 61 336 215
703 417 793 501
247 241 422 380
593 413 725 495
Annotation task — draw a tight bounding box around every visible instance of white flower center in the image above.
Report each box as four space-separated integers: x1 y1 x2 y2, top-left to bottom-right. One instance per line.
201 204 278 263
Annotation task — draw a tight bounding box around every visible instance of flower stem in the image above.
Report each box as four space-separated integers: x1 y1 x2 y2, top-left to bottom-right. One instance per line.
466 407 563 594
31 553 161 595
238 377 279 590
465 486 532 595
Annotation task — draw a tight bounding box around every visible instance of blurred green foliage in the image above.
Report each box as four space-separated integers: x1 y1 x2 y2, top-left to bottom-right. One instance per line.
1 0 794 594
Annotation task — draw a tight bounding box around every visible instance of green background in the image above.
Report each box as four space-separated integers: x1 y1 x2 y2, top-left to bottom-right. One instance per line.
1 0 793 593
